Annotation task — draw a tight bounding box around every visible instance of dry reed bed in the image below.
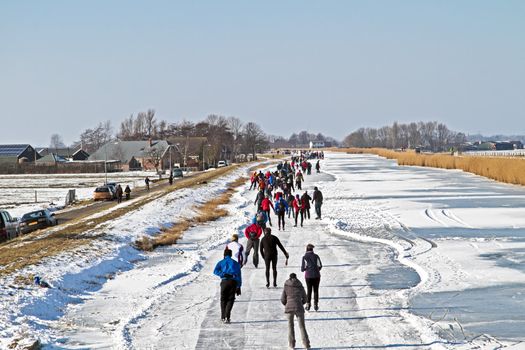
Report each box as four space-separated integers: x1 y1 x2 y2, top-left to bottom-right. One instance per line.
135 176 248 251
333 147 525 186
0 166 242 277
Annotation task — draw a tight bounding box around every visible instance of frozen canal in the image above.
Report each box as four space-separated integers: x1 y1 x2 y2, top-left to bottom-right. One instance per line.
323 153 525 343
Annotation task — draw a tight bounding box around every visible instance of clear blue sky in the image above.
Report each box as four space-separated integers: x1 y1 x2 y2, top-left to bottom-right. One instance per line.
1 0 524 146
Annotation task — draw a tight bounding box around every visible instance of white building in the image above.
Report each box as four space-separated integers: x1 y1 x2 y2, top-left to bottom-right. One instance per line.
309 140 325 149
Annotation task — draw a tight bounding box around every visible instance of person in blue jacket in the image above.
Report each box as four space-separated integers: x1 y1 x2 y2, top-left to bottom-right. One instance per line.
214 249 242 324
274 196 289 231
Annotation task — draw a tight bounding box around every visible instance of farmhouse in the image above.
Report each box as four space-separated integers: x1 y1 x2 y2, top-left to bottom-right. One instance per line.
0 144 40 166
89 140 170 171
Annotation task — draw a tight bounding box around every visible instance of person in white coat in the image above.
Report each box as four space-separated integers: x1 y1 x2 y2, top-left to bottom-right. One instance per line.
225 234 245 267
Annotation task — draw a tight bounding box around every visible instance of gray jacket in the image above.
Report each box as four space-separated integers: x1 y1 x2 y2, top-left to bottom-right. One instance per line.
301 251 322 279
281 278 307 314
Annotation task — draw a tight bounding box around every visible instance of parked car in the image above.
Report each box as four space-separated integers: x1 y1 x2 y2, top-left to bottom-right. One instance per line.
217 160 227 168
172 168 184 178
18 209 57 235
0 210 18 242
105 182 118 199
93 186 114 201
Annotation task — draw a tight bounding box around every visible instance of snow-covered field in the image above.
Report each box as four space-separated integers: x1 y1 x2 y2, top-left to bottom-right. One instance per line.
0 171 162 217
1 153 524 349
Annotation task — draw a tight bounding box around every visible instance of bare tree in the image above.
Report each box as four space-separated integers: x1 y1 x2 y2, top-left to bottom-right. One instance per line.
145 109 156 138
243 122 267 160
146 145 166 173
118 114 135 140
49 134 66 149
227 116 243 162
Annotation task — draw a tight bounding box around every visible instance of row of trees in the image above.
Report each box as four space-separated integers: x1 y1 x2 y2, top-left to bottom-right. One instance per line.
343 121 467 152
65 111 268 165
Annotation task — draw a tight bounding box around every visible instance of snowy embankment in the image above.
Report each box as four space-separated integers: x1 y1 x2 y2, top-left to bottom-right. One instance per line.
0 166 248 348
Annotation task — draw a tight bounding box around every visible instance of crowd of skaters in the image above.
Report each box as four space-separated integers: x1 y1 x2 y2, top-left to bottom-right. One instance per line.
213 150 325 349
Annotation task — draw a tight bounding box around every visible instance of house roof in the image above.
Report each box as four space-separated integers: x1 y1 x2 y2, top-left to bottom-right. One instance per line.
0 144 32 157
36 153 68 163
37 147 84 158
89 140 169 163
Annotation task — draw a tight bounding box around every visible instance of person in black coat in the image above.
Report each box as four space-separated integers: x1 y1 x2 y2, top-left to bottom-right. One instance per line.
260 228 289 288
301 243 323 311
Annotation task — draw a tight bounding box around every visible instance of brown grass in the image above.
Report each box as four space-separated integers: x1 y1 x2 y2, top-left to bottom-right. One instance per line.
135 176 249 251
333 147 525 186
0 166 244 277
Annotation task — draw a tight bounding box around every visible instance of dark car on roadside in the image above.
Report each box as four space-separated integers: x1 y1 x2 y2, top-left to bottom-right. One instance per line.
0 210 19 242
18 209 58 235
106 182 118 199
172 168 183 178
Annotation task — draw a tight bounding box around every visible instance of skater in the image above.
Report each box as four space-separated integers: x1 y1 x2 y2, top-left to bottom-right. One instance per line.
292 194 302 227
295 171 304 190
301 191 312 221
252 210 268 229
226 234 245 267
145 177 151 191
260 228 289 288
124 185 131 200
254 189 265 211
261 195 273 227
315 160 320 173
312 186 323 220
281 273 311 349
244 223 263 268
301 244 322 311
249 171 257 190
274 196 289 231
286 193 295 219
307 162 312 175
115 184 123 203
213 249 242 323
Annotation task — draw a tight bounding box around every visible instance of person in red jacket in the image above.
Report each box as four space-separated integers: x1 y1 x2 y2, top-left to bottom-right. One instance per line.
292 194 302 227
261 195 273 227
244 223 263 268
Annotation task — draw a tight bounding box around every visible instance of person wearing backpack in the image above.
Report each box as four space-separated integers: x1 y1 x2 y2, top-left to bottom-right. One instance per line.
274 197 289 231
312 187 323 220
244 223 263 268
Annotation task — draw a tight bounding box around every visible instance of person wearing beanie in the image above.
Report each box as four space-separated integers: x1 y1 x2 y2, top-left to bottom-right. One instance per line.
301 244 323 311
225 233 245 267
213 248 242 324
281 273 311 349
